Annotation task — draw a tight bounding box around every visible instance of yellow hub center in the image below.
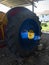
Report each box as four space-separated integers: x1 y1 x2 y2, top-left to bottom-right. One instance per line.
28 30 34 39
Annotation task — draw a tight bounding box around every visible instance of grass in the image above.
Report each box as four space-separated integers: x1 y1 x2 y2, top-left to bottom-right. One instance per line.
41 22 49 31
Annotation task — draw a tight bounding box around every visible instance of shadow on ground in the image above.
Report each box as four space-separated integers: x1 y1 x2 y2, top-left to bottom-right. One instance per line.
0 33 49 65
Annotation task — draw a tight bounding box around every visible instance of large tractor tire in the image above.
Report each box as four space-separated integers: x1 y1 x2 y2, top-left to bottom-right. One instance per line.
5 7 41 57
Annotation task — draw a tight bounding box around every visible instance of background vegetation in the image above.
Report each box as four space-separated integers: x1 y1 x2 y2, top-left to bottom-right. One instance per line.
41 21 49 32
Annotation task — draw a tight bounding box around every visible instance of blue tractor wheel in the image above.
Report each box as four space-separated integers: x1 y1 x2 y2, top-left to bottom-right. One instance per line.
5 7 41 57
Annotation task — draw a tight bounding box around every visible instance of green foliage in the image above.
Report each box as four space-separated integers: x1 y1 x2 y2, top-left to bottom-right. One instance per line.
41 22 49 31
41 23 47 27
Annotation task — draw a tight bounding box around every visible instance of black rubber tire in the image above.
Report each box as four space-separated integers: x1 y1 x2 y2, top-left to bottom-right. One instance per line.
5 7 42 58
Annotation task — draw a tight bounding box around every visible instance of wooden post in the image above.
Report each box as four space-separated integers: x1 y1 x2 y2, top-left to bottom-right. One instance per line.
32 1 34 12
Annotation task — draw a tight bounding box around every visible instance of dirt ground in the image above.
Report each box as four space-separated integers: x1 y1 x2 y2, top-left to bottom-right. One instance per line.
0 33 49 65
